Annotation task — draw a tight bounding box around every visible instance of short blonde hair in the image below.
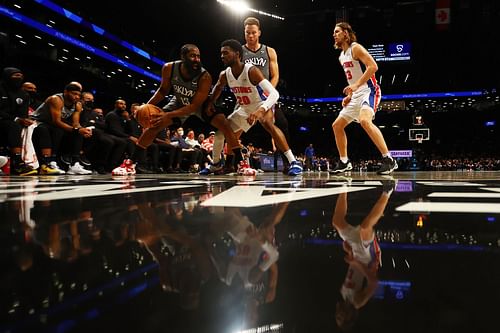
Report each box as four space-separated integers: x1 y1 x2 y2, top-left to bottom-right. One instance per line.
244 17 260 28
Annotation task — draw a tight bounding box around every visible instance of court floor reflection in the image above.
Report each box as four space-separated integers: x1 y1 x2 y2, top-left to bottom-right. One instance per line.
1 171 499 333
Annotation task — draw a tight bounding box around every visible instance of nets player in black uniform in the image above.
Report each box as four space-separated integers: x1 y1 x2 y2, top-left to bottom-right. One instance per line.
241 17 292 173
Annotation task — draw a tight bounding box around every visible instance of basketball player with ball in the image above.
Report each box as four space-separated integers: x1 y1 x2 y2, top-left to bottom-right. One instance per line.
112 44 243 176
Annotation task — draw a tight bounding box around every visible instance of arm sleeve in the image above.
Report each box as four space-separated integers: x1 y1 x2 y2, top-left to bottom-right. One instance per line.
258 79 279 111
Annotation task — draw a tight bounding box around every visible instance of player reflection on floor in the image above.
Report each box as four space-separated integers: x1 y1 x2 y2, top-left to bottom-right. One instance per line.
207 203 288 329
332 179 395 331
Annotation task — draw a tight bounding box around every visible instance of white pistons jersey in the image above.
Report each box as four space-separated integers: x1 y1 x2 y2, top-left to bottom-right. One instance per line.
225 63 267 113
338 42 381 116
339 42 380 97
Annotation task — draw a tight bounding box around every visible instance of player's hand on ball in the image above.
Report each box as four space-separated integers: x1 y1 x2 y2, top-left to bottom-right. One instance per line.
152 112 170 128
136 104 164 128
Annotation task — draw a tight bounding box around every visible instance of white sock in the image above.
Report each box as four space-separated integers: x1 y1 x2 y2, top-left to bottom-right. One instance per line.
382 153 392 159
212 131 225 164
340 157 349 163
283 149 296 163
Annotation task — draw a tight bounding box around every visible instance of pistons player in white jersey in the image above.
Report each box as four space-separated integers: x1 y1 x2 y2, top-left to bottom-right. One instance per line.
207 39 303 176
331 22 397 175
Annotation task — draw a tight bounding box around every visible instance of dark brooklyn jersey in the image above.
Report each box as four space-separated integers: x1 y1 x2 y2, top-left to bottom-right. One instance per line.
242 44 270 80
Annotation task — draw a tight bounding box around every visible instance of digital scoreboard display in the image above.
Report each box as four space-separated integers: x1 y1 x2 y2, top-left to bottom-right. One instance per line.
367 42 411 62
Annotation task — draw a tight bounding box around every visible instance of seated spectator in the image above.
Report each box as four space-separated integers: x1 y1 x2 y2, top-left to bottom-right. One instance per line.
197 133 205 146
105 99 139 174
185 129 201 149
201 131 216 166
80 92 127 174
154 128 182 173
32 82 92 174
185 129 203 168
170 127 202 172
20 80 40 170
247 143 262 171
0 67 38 175
22 81 42 113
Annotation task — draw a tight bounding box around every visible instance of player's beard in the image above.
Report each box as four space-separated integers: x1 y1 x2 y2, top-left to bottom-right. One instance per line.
222 56 235 68
184 58 202 77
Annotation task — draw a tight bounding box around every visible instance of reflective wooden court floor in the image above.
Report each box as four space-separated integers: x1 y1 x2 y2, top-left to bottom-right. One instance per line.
1 171 500 333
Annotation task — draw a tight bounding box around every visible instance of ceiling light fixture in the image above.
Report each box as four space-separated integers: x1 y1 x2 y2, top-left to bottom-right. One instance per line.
217 0 285 20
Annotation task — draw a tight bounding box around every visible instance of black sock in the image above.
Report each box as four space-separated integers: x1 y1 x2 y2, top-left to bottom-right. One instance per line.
41 155 51 165
131 146 146 164
11 153 23 166
225 154 234 168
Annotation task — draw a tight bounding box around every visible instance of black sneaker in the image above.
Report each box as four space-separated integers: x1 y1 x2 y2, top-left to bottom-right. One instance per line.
154 167 164 173
95 165 108 175
329 160 352 174
377 157 398 175
12 162 38 176
136 165 153 174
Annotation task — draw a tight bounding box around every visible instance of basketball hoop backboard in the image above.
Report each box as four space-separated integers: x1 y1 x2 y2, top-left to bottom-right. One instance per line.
409 128 430 143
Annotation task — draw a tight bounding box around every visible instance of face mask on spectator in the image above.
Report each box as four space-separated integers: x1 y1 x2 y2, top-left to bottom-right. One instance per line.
9 77 23 89
178 130 184 136
2 67 23 90
84 101 94 109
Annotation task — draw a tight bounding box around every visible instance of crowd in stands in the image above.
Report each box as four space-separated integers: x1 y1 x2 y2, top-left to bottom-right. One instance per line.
296 156 500 172
0 66 230 175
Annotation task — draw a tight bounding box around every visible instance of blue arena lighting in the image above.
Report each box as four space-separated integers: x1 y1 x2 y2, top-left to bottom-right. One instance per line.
382 91 483 99
0 5 161 81
298 126 309 132
306 91 484 103
307 97 343 103
34 0 166 66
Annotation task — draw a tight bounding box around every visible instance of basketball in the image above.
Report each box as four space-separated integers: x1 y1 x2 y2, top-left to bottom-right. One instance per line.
135 104 164 128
